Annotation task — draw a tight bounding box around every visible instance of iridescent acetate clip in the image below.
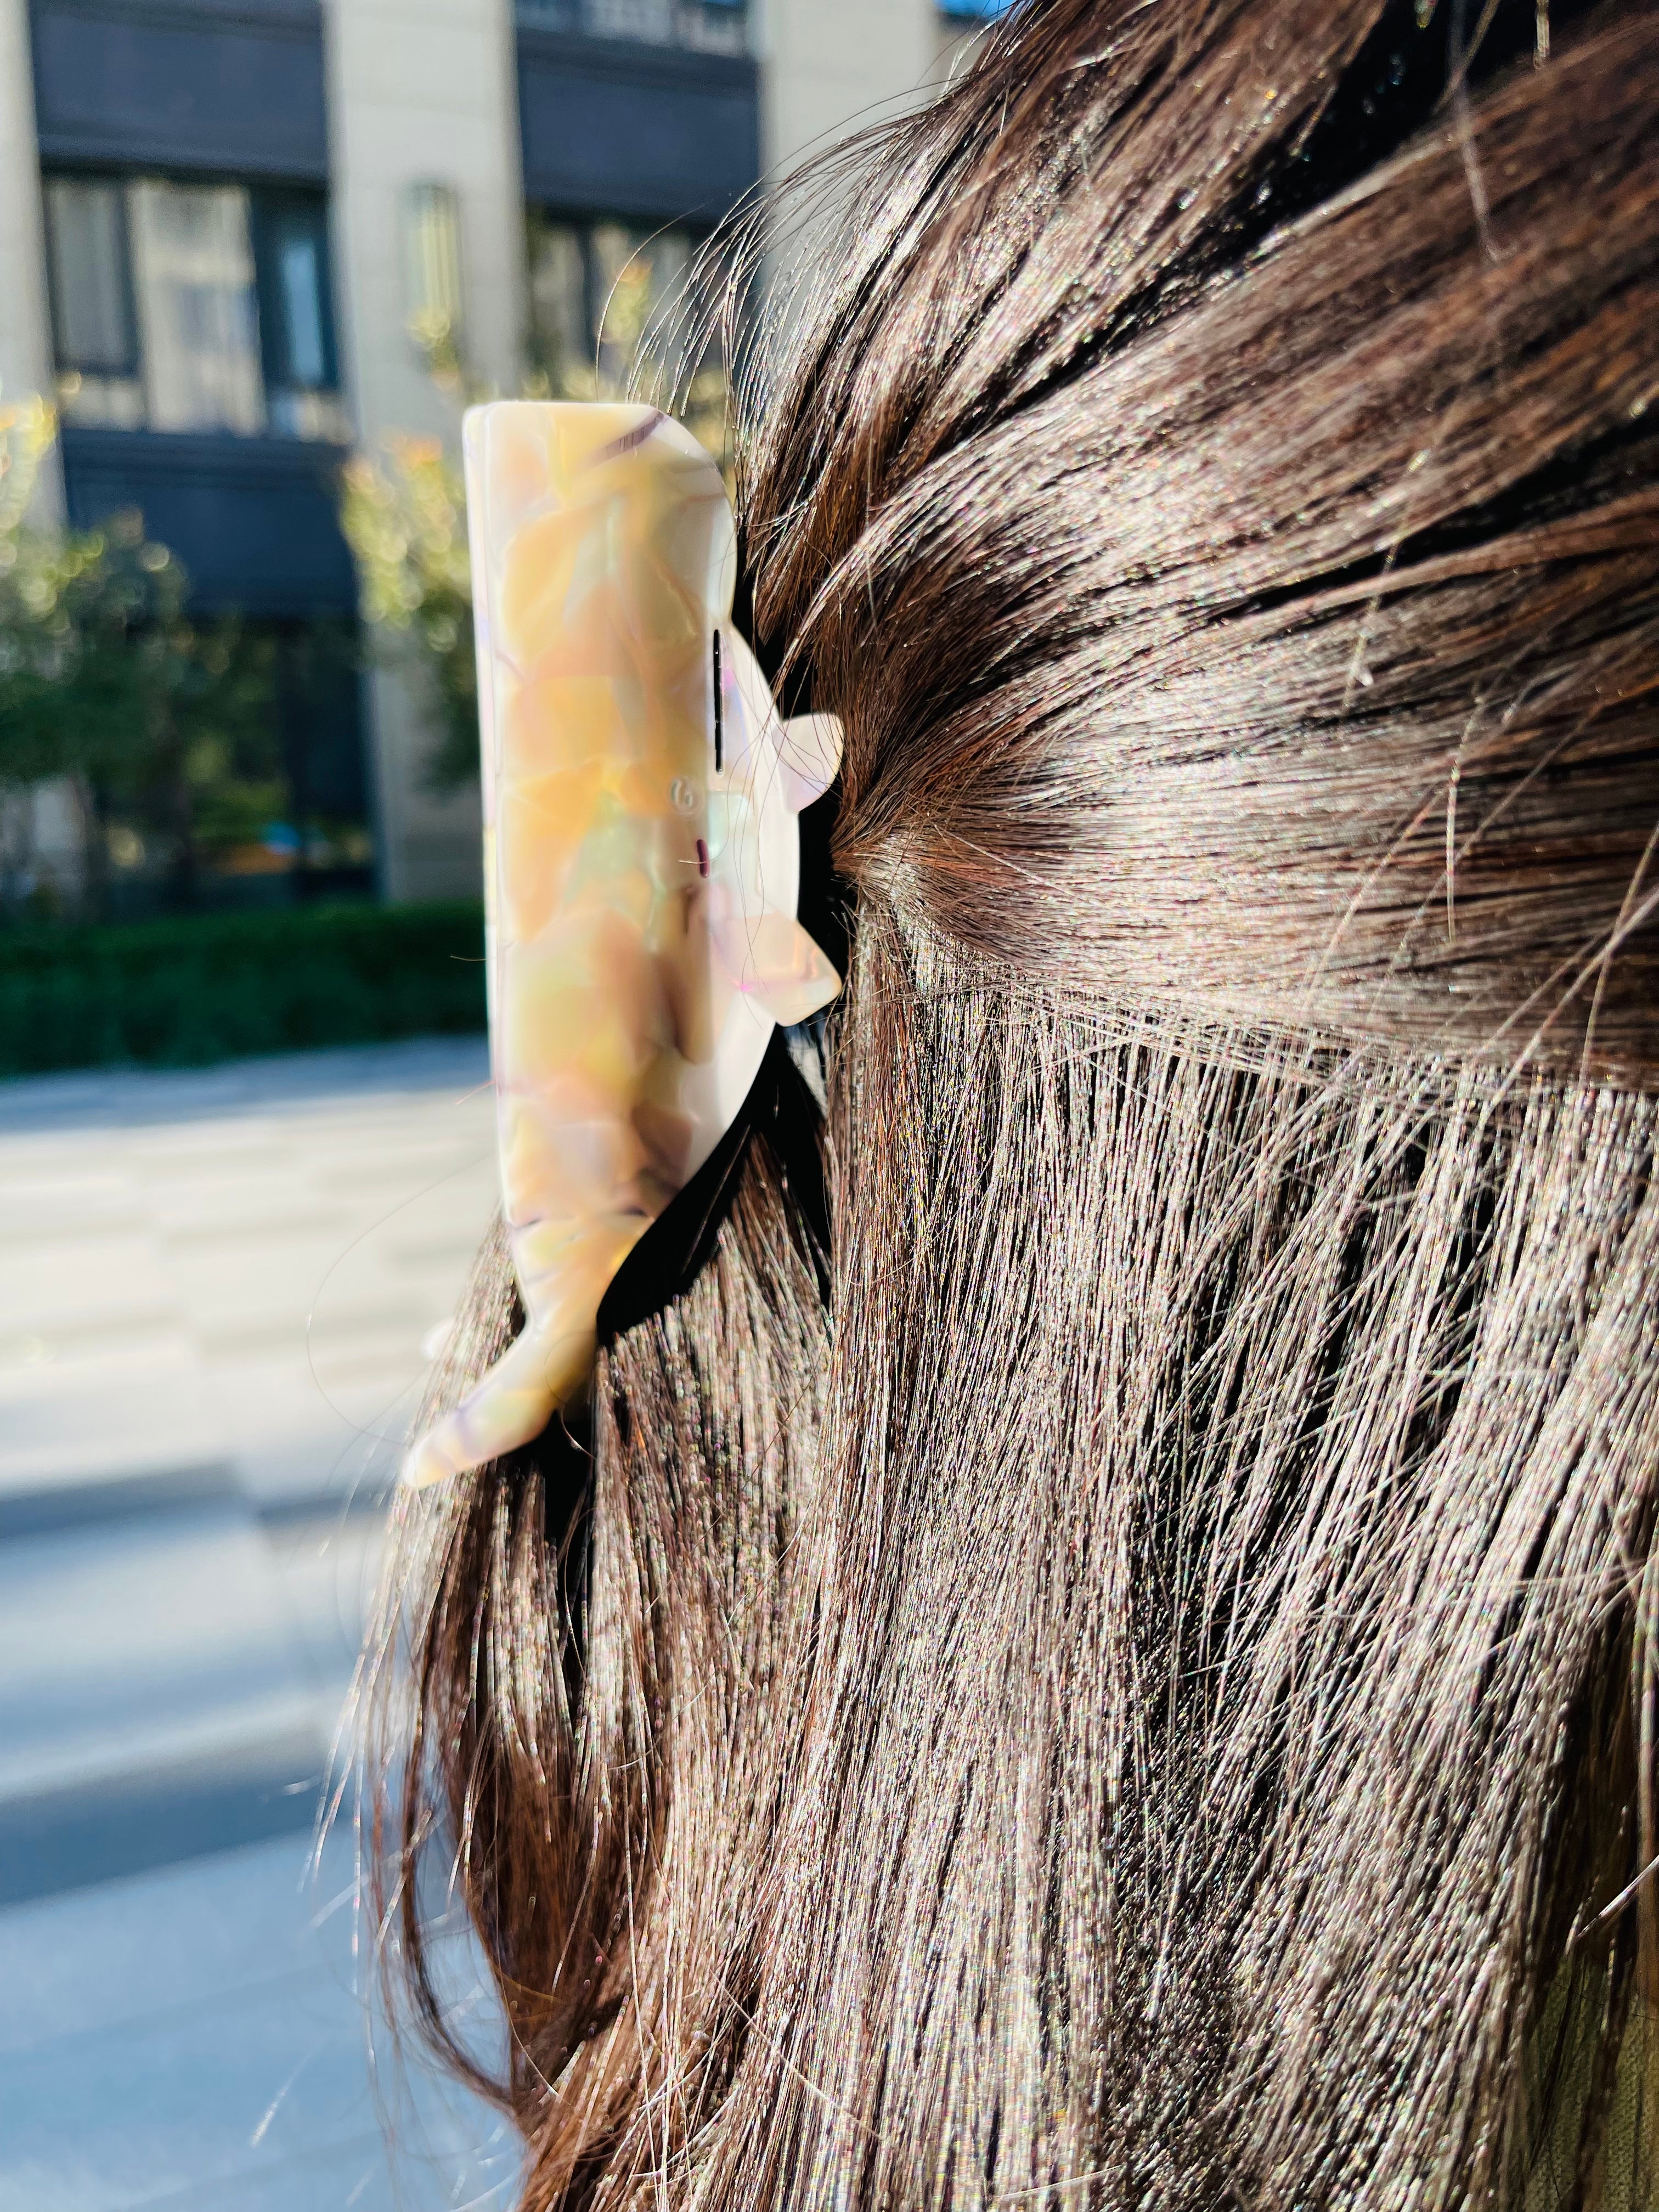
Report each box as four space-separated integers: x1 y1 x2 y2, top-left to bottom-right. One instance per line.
402 402 843 1489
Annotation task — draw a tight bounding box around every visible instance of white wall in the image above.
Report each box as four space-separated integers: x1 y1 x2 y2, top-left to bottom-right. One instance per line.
0 0 59 518
325 0 525 443
0 0 76 902
324 0 526 902
757 0 962 182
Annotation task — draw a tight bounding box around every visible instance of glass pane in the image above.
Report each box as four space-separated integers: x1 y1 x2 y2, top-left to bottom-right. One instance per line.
674 1 749 54
266 388 352 442
44 177 133 374
402 182 464 357
279 233 327 388
129 180 264 435
526 216 589 393
585 0 674 40
526 214 730 455
253 195 339 433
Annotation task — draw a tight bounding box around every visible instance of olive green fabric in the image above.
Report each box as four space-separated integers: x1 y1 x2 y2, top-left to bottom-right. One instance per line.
1526 1981 1659 2209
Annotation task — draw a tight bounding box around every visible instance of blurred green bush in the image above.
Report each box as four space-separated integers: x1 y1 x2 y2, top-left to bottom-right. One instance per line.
0 901 485 1074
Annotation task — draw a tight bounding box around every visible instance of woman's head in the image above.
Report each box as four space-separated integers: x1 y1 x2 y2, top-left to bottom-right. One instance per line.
371 5 1659 2204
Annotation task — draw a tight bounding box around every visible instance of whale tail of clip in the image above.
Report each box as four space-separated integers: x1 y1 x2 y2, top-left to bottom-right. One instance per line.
400 1317 594 1490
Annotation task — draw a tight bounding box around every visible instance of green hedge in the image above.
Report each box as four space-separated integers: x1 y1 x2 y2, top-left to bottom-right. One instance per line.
0 901 486 1075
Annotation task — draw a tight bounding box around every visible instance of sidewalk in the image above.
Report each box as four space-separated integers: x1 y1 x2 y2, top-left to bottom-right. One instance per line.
0 1038 518 2210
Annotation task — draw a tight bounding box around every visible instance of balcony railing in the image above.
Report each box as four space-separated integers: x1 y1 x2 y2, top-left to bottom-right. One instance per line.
515 0 749 57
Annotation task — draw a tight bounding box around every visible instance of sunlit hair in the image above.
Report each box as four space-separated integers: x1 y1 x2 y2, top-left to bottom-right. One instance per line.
365 4 1659 2205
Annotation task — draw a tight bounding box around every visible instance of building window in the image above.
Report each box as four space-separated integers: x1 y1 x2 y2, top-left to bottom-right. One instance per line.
400 182 467 373
42 175 142 427
527 212 733 453
256 195 341 437
515 0 749 55
129 180 264 435
43 174 348 442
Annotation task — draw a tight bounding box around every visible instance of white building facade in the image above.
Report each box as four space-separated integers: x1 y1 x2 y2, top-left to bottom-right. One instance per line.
0 0 989 905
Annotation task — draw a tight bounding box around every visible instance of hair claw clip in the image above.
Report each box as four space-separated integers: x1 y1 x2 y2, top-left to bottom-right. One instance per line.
402 402 843 1490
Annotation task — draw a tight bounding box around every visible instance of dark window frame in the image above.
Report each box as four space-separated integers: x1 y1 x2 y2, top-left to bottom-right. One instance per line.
42 167 142 379
250 188 340 397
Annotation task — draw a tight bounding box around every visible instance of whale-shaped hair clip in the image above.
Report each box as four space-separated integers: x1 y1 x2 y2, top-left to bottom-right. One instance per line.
402 402 843 1489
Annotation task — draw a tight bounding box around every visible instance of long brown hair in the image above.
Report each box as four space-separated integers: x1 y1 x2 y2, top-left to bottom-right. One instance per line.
367 4 1659 2205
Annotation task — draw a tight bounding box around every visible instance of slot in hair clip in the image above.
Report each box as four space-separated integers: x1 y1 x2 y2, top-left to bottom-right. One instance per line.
403 402 843 1490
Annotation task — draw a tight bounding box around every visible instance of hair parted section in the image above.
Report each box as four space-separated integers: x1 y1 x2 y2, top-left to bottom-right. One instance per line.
365 4 1659 2206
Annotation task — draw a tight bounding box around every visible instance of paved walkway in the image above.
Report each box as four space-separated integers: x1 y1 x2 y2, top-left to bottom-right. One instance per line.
0 1039 521 2210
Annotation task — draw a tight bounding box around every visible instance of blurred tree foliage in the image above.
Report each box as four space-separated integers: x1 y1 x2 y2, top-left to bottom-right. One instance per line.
0 398 283 917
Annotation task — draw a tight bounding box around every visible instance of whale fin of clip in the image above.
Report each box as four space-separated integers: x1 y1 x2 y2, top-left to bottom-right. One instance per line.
400 403 844 1492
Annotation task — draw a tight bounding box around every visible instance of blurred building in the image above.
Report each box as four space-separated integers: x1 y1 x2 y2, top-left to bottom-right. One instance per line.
0 0 996 905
